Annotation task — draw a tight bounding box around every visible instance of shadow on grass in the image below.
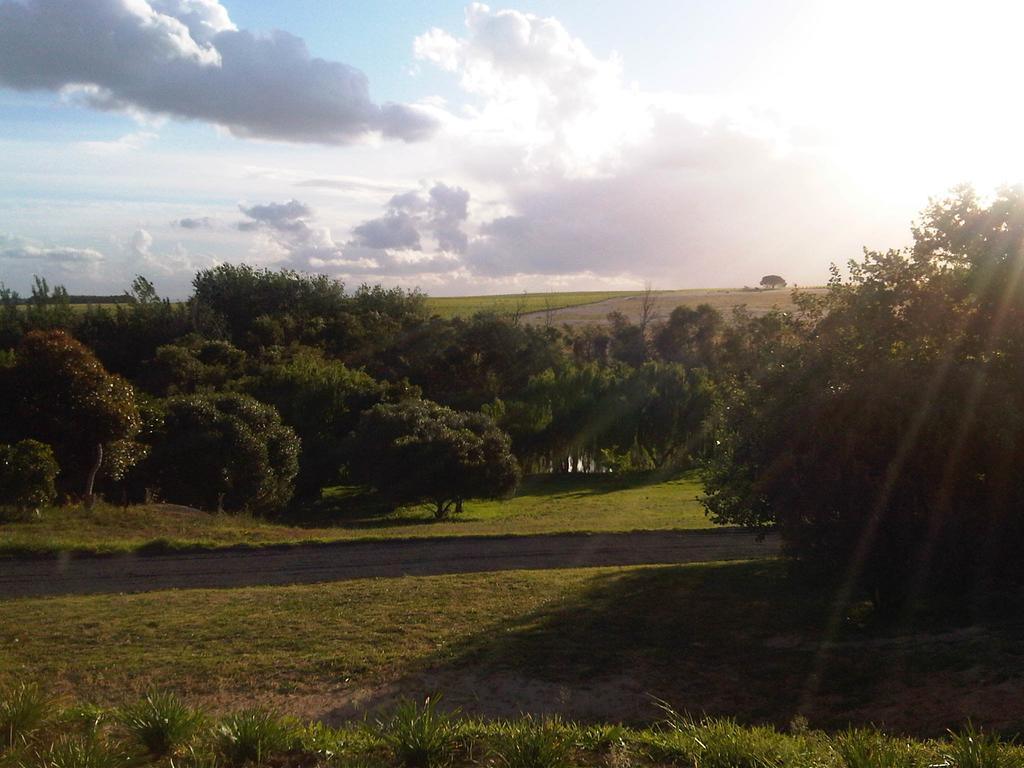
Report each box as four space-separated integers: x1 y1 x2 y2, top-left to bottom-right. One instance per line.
285 470 700 529
333 560 1024 734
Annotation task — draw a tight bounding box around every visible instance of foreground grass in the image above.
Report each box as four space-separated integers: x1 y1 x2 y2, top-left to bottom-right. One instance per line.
2 689 1021 768
0 473 710 556
4 560 1022 733
423 290 640 319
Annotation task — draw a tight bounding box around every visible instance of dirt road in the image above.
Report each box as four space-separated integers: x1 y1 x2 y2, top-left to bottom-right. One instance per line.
0 529 778 599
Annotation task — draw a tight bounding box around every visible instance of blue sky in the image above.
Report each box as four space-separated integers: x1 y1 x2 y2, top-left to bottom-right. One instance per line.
1 0 1021 297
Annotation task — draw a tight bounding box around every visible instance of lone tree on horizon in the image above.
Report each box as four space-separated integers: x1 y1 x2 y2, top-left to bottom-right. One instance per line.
759 274 787 289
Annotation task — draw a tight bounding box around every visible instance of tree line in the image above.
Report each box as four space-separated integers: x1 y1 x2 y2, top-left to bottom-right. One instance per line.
4 184 1023 609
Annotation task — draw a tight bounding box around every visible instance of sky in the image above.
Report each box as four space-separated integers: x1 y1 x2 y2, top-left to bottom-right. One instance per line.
1 0 1023 298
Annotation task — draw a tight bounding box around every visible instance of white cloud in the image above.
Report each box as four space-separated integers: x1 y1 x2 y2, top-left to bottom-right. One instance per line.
415 3 650 178
0 0 438 144
410 5 898 288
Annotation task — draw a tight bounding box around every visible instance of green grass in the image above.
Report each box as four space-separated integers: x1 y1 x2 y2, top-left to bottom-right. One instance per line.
0 472 711 556
3 560 1022 734
423 291 640 319
4 692 1021 768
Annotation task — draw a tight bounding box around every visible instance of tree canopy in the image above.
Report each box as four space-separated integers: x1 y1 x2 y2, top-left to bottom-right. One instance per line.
348 399 520 518
705 185 1024 607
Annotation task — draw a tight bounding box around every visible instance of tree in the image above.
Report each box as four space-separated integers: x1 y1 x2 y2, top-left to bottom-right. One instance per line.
705 186 1024 609
348 400 520 519
0 440 59 516
759 275 787 289
632 363 714 468
653 303 723 369
143 393 300 513
243 348 385 498
0 330 142 504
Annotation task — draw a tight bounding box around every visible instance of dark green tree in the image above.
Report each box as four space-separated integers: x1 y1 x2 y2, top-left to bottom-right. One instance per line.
704 186 1024 608
144 393 299 513
348 400 520 519
243 348 385 497
0 330 142 504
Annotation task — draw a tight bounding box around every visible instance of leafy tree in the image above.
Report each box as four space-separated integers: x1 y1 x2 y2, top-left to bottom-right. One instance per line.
348 400 520 519
144 336 248 396
191 264 348 349
143 393 299 513
759 275 787 289
653 304 723 369
0 439 59 515
243 348 386 497
632 363 714 468
0 330 142 503
75 276 193 378
705 186 1024 608
607 312 647 366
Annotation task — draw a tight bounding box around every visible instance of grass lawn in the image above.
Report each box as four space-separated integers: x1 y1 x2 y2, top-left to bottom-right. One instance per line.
3 560 1021 733
423 290 640 319
0 472 712 556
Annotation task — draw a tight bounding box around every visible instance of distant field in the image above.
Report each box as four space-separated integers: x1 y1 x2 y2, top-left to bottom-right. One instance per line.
423 286 826 324
423 291 639 319
0 472 711 556
12 302 126 314
522 286 827 327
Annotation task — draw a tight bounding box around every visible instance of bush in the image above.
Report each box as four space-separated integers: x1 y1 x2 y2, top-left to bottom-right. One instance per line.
0 441 58 516
119 691 204 756
0 683 50 749
375 697 458 768
215 709 293 767
143 393 299 513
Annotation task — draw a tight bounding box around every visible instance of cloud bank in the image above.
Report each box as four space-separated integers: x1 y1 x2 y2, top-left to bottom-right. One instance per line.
0 0 438 143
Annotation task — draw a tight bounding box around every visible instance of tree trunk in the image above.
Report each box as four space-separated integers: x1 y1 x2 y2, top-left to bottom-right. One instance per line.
84 442 102 511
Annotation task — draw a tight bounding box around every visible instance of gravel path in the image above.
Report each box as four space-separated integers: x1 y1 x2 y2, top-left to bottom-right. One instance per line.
0 529 779 599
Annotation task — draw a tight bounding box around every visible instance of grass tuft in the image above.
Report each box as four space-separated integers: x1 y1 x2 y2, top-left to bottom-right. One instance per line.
945 722 1009 768
0 684 50 750
494 715 570 768
374 697 458 768
119 691 204 756
214 709 293 767
833 728 917 768
654 701 787 768
24 735 124 768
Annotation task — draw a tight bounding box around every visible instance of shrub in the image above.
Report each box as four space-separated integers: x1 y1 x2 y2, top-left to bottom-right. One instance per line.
215 709 293 767
375 697 458 768
495 716 570 768
0 441 58 517
0 683 50 750
119 691 204 756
